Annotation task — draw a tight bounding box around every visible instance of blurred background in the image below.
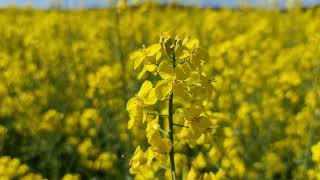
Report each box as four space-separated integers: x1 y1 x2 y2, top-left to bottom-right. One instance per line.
0 0 320 180
0 0 319 8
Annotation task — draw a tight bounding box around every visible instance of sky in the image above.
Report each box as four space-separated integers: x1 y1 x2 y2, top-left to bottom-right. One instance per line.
0 0 319 8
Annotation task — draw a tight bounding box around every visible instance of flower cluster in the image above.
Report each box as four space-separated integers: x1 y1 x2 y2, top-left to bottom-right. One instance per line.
127 33 216 179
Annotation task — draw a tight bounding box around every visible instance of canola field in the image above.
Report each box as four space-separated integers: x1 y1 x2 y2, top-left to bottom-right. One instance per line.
0 2 320 180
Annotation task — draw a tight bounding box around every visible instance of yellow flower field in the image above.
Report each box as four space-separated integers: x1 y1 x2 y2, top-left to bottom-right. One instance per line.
0 1 319 179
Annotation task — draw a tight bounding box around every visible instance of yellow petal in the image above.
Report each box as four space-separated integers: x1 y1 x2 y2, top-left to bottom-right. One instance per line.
190 53 202 69
138 80 153 97
197 47 209 62
131 51 145 70
185 38 199 49
137 64 157 80
148 131 162 147
143 89 157 105
158 61 174 80
146 148 155 164
146 119 159 138
146 44 161 56
162 138 172 153
156 52 162 63
155 80 172 101
175 64 191 80
173 82 190 100
127 106 145 129
126 97 137 111
190 126 201 139
128 118 135 129
137 66 147 80
145 64 157 72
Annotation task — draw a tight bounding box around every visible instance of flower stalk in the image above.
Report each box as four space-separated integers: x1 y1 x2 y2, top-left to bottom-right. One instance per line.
168 50 176 180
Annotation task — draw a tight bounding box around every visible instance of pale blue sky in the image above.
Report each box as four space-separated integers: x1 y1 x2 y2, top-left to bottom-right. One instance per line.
0 0 319 8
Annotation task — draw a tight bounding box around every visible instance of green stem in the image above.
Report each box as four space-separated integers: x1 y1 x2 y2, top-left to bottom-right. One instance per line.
168 92 176 180
168 51 176 180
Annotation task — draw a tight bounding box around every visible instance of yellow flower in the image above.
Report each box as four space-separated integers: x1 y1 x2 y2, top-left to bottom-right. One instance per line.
192 153 207 170
312 142 320 163
127 80 157 129
147 131 172 161
155 61 191 101
92 152 117 171
181 107 212 140
129 146 149 174
62 174 81 180
131 44 162 79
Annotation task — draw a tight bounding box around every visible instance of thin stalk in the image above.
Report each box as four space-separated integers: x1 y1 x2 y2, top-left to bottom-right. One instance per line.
173 123 189 128
168 51 176 180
